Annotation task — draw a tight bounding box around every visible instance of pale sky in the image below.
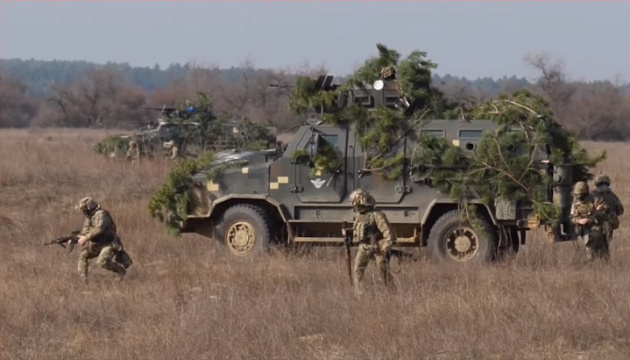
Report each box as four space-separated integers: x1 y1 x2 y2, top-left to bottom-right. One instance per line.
3 1 628 82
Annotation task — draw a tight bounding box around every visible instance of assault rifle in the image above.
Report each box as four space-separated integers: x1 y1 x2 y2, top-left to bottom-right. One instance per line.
576 198 609 227
44 230 81 253
342 221 353 286
385 248 418 262
368 233 417 262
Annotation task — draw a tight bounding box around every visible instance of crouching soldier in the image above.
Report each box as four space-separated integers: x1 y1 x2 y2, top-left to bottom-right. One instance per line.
74 197 133 284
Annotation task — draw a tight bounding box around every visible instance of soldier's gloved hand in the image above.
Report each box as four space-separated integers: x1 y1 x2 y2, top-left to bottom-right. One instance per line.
77 236 88 246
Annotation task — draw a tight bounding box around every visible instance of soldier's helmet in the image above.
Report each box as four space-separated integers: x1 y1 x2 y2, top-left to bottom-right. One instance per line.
129 140 138 148
573 181 589 196
594 173 611 186
349 189 376 209
76 197 99 213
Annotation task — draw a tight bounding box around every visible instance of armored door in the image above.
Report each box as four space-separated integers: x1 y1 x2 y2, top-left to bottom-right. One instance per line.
351 131 407 204
294 127 348 203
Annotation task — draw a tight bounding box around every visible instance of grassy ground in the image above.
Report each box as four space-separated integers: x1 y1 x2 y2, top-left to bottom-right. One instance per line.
2 128 629 360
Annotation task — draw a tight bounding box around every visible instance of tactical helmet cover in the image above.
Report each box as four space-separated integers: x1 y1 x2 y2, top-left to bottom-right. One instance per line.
573 181 589 195
349 189 376 209
594 174 611 186
77 197 99 212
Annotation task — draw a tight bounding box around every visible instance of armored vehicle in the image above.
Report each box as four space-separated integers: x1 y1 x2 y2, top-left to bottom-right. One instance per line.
93 118 201 159
94 106 277 159
160 76 580 264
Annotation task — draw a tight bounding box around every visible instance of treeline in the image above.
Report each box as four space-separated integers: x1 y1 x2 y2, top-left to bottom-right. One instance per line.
2 57 629 140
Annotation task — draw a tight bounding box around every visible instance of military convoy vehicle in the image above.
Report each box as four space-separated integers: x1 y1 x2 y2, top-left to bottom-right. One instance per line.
160 76 579 264
94 106 277 159
93 118 201 159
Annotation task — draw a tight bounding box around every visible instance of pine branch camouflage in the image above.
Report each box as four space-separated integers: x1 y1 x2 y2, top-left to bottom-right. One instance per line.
286 44 605 224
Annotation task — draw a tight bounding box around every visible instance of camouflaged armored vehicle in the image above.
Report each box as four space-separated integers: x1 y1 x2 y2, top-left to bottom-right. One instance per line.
161 76 580 264
94 106 277 159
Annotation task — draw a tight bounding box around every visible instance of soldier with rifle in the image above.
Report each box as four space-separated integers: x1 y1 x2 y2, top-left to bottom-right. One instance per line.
73 197 133 284
590 173 624 244
570 181 611 261
342 189 396 295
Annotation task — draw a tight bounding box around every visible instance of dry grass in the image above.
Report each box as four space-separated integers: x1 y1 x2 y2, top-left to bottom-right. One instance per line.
2 129 630 360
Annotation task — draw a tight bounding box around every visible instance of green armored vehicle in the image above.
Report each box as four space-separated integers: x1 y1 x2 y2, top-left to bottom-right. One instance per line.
155 75 585 264
94 105 277 159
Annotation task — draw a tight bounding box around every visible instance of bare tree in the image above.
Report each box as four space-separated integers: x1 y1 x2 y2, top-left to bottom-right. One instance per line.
0 76 39 128
524 52 576 122
564 81 630 140
41 66 151 129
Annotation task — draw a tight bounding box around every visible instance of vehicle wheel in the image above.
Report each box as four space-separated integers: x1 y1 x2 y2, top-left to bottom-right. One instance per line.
213 204 272 261
428 209 498 263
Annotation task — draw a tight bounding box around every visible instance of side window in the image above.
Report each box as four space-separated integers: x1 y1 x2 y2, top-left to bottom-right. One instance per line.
307 132 342 173
459 130 483 139
309 133 339 156
420 129 445 138
318 135 338 152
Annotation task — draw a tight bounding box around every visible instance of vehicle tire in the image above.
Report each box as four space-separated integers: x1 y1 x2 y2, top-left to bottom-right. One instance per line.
427 209 498 264
213 204 272 261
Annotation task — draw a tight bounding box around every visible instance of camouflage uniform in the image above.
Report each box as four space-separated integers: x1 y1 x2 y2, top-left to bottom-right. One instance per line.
380 65 396 80
570 182 610 261
349 189 395 294
163 140 179 160
590 173 624 243
76 197 133 283
126 140 140 165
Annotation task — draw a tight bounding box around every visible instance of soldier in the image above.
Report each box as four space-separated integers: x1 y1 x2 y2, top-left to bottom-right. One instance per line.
344 189 396 294
380 65 396 80
126 140 140 165
74 197 133 284
163 140 179 160
590 173 624 243
570 181 610 261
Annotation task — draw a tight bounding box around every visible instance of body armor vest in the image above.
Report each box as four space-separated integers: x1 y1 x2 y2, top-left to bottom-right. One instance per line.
353 212 381 244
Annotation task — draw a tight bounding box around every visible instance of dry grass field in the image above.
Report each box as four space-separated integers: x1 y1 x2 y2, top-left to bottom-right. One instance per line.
2 128 630 360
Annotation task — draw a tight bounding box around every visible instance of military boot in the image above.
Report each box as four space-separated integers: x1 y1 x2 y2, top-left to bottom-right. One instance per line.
114 250 133 270
104 260 127 281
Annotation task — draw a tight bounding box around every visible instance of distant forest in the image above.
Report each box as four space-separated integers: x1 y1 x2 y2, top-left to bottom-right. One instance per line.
2 57 629 140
